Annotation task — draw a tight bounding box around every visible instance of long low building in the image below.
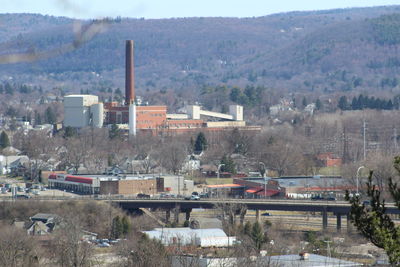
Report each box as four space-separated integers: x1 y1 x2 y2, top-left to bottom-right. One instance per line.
48 173 160 195
143 227 236 247
48 173 100 194
48 173 194 196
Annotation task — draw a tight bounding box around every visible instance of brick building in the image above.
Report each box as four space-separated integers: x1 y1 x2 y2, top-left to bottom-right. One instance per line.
100 178 159 195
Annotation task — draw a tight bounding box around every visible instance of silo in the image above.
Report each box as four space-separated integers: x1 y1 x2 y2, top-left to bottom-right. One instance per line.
91 103 104 128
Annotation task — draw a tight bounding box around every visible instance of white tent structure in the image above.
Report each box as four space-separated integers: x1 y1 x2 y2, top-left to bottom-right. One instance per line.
143 227 236 247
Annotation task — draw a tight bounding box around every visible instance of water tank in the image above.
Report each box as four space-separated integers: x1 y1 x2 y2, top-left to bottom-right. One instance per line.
91 103 104 128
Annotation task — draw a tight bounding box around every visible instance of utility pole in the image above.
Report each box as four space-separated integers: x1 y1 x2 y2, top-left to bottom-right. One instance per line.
363 120 367 161
394 127 398 152
324 240 332 259
342 127 350 164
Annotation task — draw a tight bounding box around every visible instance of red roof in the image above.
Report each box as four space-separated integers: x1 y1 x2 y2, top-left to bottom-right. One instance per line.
65 175 93 185
256 189 280 197
207 184 242 188
245 187 263 193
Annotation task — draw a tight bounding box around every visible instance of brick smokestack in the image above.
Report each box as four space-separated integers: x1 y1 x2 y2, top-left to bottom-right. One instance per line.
125 40 135 105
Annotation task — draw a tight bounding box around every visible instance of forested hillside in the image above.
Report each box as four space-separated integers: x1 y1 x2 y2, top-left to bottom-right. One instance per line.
1 6 400 98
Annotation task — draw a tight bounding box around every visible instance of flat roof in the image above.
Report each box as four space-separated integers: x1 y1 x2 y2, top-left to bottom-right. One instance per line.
207 184 243 189
268 254 362 267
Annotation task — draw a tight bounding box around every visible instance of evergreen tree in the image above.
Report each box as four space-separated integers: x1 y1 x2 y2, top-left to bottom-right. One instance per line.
194 132 207 153
109 124 121 139
111 216 123 239
63 126 77 138
220 155 236 174
243 221 252 236
4 82 13 95
121 216 131 235
346 156 400 265
0 131 10 149
315 98 322 110
358 94 365 109
35 111 42 125
338 96 349 110
351 96 359 110
302 96 307 108
387 99 394 110
229 87 241 102
44 106 57 124
251 221 265 251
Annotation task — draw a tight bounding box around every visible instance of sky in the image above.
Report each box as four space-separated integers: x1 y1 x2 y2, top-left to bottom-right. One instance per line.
1 0 400 19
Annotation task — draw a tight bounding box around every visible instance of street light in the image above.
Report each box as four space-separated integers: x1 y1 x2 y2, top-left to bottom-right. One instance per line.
217 164 225 179
356 166 365 196
259 162 267 199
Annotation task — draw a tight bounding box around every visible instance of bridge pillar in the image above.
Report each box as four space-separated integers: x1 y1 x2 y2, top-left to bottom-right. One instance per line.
174 209 180 224
240 209 247 225
166 209 171 223
322 210 328 230
255 209 260 222
185 210 191 221
347 214 353 233
336 214 342 232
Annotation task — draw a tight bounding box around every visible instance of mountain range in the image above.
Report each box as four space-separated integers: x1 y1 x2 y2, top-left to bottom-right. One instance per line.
1 5 400 96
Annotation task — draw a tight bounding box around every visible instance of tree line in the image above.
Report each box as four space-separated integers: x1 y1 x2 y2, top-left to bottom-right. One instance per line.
338 94 397 111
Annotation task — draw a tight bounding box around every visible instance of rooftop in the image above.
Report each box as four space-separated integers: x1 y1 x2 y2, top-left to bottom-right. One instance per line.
268 253 362 267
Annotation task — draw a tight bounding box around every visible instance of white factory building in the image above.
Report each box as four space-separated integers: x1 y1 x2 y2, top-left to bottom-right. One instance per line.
63 95 104 128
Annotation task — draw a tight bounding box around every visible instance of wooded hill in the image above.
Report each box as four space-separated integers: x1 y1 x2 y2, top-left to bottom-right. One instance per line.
1 5 400 97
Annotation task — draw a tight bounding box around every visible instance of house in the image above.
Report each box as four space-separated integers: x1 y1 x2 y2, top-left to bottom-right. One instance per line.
0 155 29 174
27 213 60 236
316 152 342 167
30 213 60 224
27 221 55 236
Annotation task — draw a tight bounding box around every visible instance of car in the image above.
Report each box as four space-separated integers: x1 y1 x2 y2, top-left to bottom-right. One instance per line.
16 194 31 199
363 200 371 206
325 197 337 201
261 212 271 216
137 193 150 199
190 195 200 200
311 195 324 201
97 242 110 247
199 193 209 198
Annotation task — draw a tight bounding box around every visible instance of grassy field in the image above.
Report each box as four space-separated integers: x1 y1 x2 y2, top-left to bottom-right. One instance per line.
191 177 234 185
318 166 341 175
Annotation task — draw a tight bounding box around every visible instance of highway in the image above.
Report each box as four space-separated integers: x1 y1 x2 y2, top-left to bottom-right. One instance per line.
3 195 399 215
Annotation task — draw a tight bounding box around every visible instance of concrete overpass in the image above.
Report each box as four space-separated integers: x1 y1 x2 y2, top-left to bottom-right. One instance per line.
9 196 399 231
111 198 400 231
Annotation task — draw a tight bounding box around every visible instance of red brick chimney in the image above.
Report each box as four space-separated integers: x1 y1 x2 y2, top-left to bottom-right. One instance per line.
125 40 135 105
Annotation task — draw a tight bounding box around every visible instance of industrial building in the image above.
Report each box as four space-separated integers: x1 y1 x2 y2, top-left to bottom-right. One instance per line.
48 173 193 196
63 40 260 134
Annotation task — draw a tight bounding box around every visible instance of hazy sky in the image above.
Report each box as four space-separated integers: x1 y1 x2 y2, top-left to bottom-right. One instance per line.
2 0 399 19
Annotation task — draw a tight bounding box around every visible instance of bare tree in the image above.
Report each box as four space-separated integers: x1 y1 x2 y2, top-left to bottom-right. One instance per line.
61 137 90 174
13 129 61 180
49 213 96 267
115 233 169 267
0 223 41 267
161 140 187 175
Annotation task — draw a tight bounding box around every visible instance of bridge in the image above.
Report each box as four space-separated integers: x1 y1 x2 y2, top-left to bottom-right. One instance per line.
111 198 400 231
7 196 399 231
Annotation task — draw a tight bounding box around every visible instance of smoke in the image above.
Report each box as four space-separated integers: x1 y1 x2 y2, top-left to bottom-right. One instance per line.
0 0 111 64
0 18 110 64
56 0 84 16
